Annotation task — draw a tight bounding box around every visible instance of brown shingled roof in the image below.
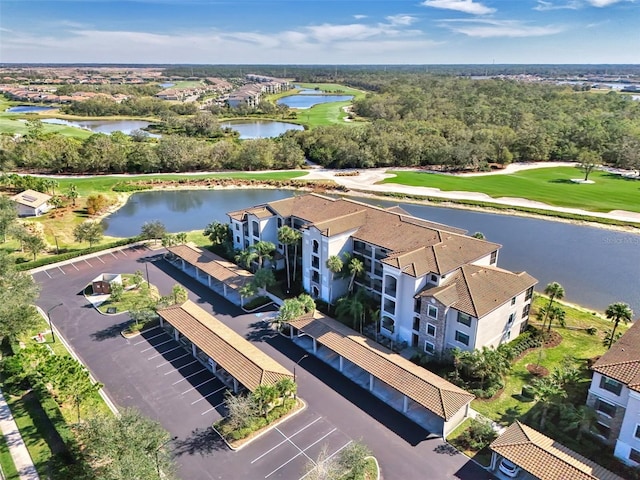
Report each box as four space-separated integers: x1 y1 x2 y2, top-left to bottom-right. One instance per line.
289 312 474 420
157 300 292 392
592 320 640 393
490 422 624 480
167 244 252 289
418 264 537 318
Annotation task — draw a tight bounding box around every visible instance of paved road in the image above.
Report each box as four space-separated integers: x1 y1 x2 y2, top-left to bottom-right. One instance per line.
34 246 493 480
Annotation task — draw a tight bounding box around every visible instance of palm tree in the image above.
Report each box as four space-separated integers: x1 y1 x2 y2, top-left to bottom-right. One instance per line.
175 232 188 244
605 302 633 349
252 241 275 270
274 378 296 402
252 384 278 418
290 229 302 283
326 255 343 311
238 282 257 308
278 226 297 291
540 304 566 333
235 249 257 272
530 377 567 430
347 257 364 294
67 184 78 206
336 291 366 332
560 404 597 442
542 282 565 331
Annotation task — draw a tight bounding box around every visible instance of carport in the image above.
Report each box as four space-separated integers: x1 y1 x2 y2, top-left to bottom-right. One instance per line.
489 422 624 480
286 312 474 437
165 244 253 306
157 300 293 393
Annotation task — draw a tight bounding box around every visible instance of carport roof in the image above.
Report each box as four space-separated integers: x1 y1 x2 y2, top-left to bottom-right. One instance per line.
158 300 293 392
490 422 624 480
288 312 474 421
167 244 253 290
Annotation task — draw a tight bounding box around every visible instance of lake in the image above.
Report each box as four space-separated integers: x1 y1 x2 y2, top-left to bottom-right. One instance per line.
220 120 304 139
277 95 354 109
40 118 159 137
103 189 640 314
6 105 58 113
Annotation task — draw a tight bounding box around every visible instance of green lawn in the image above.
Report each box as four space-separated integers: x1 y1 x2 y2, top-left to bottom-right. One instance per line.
0 429 19 480
285 83 366 128
381 167 640 213
171 80 205 89
471 295 626 424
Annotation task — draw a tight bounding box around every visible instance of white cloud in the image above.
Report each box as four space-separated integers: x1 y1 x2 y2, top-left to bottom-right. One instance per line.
533 0 581 10
385 14 418 26
421 0 495 15
585 0 631 6
441 18 565 37
353 14 368 20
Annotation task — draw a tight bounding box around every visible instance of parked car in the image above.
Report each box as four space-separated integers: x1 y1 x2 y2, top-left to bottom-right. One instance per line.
499 458 521 478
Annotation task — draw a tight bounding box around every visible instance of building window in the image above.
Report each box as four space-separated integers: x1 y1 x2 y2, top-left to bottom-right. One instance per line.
312 255 320 269
313 240 319 254
595 399 617 418
599 376 623 396
384 276 397 297
522 303 530 318
311 271 320 283
525 286 534 301
634 425 640 439
594 422 611 439
427 305 438 319
490 251 497 265
455 331 469 346
277 218 282 228
412 317 420 331
383 298 396 316
507 313 515 325
235 223 239 231
252 221 259 237
630 449 640 464
430 274 438 283
457 312 472 327
236 236 240 243
424 341 435 355
382 316 395 333
511 296 516 306
426 324 436 337
414 298 421 314
311 286 319 298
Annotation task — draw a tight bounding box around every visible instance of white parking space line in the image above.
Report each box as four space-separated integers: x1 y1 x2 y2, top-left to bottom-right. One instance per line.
84 259 92 267
110 252 117 258
70 263 79 271
183 379 219 396
264 428 337 479
120 249 127 256
201 400 226 416
278 426 315 464
43 270 52 279
298 441 352 480
133 331 165 345
140 339 173 352
155 352 190 367
251 418 322 464
57 266 66 275
147 345 182 360
190 385 226 404
170 365 206 381
96 255 105 264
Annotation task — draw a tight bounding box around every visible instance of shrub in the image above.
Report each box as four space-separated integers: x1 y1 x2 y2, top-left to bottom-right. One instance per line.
586 327 597 335
456 419 498 452
111 182 152 192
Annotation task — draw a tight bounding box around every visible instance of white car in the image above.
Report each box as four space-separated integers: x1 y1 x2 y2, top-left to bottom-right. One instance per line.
499 458 521 478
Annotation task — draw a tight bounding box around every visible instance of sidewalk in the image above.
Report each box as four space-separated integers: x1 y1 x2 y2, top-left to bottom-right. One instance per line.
0 388 39 480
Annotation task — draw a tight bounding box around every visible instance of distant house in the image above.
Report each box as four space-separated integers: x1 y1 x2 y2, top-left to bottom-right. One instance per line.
10 189 52 217
587 319 640 466
490 421 624 480
92 274 123 295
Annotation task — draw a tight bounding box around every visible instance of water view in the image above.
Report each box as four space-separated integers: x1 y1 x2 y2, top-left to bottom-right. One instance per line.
277 94 354 109
6 105 58 113
220 120 304 139
103 188 640 315
40 118 158 137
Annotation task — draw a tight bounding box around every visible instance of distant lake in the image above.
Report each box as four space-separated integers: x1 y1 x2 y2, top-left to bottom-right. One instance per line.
6 105 58 113
159 82 175 88
220 120 304 139
277 95 354 109
41 118 159 137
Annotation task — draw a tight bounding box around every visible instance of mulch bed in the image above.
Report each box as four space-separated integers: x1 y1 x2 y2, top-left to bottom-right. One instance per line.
526 364 550 377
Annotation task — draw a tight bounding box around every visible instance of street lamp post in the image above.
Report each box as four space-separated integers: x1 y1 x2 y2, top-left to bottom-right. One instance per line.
293 354 308 400
46 303 63 343
155 436 177 479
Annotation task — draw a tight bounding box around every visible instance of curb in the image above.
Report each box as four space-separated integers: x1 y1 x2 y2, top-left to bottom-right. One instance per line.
365 456 381 480
213 398 307 452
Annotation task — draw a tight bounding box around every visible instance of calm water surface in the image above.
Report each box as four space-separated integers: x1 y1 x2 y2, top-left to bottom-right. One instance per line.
220 120 304 139
6 105 58 113
41 118 158 137
277 95 354 109
103 189 640 314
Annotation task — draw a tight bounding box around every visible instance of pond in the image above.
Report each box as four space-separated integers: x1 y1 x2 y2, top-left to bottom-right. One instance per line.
103 189 640 315
40 118 159 137
159 82 175 88
220 120 304 139
277 95 354 109
6 105 58 113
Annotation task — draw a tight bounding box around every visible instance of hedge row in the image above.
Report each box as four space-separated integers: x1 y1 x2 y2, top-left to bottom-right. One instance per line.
16 237 142 271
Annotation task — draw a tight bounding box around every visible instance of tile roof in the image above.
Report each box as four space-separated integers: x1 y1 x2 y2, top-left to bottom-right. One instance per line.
418 264 537 318
289 312 474 420
490 422 624 480
157 300 292 392
166 244 253 290
10 189 51 208
592 320 640 393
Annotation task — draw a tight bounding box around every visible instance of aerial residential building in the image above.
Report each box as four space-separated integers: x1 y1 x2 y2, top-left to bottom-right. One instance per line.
228 194 537 357
10 189 52 217
587 320 640 466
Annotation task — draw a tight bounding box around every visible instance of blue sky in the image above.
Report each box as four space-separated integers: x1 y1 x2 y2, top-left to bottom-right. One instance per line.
0 0 638 64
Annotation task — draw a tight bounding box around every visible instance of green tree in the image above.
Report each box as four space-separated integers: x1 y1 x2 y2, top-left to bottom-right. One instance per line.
238 282 257 308
346 256 364 294
85 194 108 216
273 294 315 331
109 282 124 302
140 220 166 244
162 233 177 248
278 226 298 291
251 241 275 270
336 290 366 332
75 408 176 480
0 196 17 243
326 255 343 310
338 441 372 479
576 149 601 181
132 270 145 288
252 268 276 294
604 302 633 349
536 304 566 333
530 376 567 429
172 284 188 304
559 404 597 442
274 377 297 401
175 232 188 244
203 221 230 245
542 282 565 331
67 183 79 206
252 384 278 418
0 253 40 343
73 221 104 247
23 234 46 261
